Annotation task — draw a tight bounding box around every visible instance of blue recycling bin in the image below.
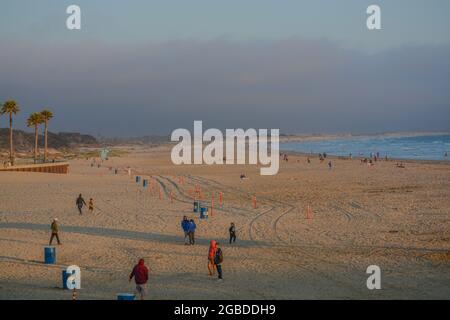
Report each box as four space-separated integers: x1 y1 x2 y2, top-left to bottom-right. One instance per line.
136 176 141 183
44 246 56 264
200 207 208 219
193 201 199 212
117 293 135 300
143 179 148 187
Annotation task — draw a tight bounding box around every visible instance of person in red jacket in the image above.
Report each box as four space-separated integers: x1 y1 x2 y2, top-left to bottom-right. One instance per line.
129 258 149 300
208 240 217 276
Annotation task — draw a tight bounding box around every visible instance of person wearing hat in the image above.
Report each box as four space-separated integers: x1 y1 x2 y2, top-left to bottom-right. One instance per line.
49 218 61 245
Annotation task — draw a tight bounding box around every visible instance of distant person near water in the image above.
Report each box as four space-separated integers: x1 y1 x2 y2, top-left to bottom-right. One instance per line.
328 161 332 170
76 194 87 215
208 240 217 276
214 242 224 280
49 218 61 245
181 216 190 245
129 258 149 300
229 223 236 244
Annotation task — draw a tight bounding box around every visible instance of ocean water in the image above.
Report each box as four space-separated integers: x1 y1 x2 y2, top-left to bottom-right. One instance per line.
281 134 450 161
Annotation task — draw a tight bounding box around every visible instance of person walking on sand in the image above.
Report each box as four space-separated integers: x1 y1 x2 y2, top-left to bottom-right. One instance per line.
208 240 217 276
76 194 87 215
328 161 332 170
129 258 149 300
181 216 190 245
229 222 236 244
49 218 61 245
188 219 197 245
88 198 94 213
214 242 224 280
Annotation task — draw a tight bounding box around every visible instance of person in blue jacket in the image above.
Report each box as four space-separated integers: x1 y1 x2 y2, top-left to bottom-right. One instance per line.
188 219 197 245
181 216 190 245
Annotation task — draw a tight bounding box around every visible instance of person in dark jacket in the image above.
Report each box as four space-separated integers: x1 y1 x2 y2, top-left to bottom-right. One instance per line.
229 222 236 244
181 216 190 245
188 219 197 245
76 194 87 215
214 242 224 280
129 258 149 300
49 218 61 245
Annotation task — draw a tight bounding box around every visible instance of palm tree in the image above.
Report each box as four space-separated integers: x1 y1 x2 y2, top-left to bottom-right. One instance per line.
27 113 44 164
40 109 53 163
0 100 20 165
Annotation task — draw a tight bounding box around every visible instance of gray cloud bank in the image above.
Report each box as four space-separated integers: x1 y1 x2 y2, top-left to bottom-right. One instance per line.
0 38 449 136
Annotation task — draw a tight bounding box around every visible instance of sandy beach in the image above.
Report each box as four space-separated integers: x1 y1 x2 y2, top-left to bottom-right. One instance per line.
0 145 449 300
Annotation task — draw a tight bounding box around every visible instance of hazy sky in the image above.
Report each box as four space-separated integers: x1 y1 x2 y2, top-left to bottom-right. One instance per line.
1 0 449 136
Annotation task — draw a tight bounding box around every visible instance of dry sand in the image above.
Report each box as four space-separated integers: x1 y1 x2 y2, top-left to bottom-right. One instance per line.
0 146 449 299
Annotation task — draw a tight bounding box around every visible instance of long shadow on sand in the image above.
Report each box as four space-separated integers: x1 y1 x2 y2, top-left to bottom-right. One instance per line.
0 222 263 247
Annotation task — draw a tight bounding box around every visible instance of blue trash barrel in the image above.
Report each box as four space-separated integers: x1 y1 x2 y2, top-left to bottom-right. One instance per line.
117 293 135 300
44 246 56 264
143 179 148 187
193 201 199 212
136 176 141 183
200 207 208 219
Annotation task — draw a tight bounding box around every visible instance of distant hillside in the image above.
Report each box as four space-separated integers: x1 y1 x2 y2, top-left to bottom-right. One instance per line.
0 128 98 151
102 135 170 145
